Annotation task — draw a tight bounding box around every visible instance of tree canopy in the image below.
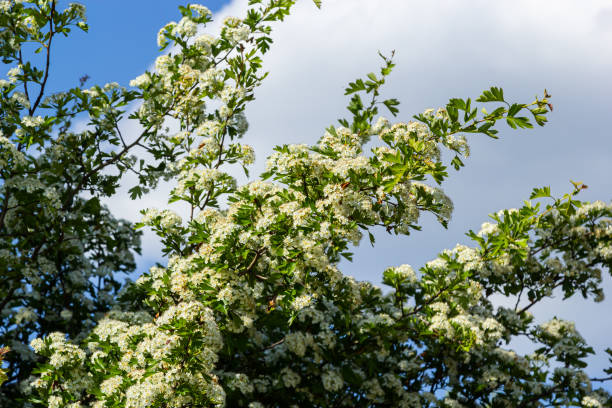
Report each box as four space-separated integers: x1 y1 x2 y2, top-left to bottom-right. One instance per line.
0 0 611 407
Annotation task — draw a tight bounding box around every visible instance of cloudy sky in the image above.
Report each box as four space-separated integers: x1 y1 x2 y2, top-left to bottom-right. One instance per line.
49 0 612 379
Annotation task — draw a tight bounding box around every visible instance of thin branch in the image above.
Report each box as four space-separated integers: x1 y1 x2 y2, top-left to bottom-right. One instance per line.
114 120 128 149
263 337 284 350
516 280 563 315
239 249 264 277
29 0 56 116
405 281 457 317
61 99 178 210
590 375 612 383
18 49 30 102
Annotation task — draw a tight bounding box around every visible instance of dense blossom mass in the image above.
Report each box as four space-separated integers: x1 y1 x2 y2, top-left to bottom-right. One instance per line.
0 0 611 407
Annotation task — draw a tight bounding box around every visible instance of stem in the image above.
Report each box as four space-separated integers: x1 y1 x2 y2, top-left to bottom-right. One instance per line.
29 0 56 116
405 281 458 317
239 248 263 277
18 49 30 102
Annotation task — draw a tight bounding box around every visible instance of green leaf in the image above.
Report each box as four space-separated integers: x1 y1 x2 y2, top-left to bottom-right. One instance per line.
450 155 464 170
129 185 143 199
380 62 395 76
382 152 402 164
476 86 505 103
383 98 400 116
82 197 101 213
529 186 551 199
446 105 459 122
345 79 366 95
326 126 338 137
449 98 466 110
312 0 322 8
507 103 522 117
341 252 353 262
533 114 548 126
506 116 532 129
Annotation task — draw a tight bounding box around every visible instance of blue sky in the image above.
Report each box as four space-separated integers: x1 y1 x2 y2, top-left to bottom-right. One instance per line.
22 0 612 384
47 1 229 92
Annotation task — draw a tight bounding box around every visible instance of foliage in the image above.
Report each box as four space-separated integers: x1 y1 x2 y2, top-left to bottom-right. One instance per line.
0 0 169 402
0 0 611 407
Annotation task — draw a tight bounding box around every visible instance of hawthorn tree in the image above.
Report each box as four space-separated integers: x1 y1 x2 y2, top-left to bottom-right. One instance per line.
1 0 612 407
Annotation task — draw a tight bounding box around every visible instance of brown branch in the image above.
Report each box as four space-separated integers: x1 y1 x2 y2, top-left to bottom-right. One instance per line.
405 281 457 317
238 249 263 277
263 337 284 350
516 279 563 315
29 0 56 116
